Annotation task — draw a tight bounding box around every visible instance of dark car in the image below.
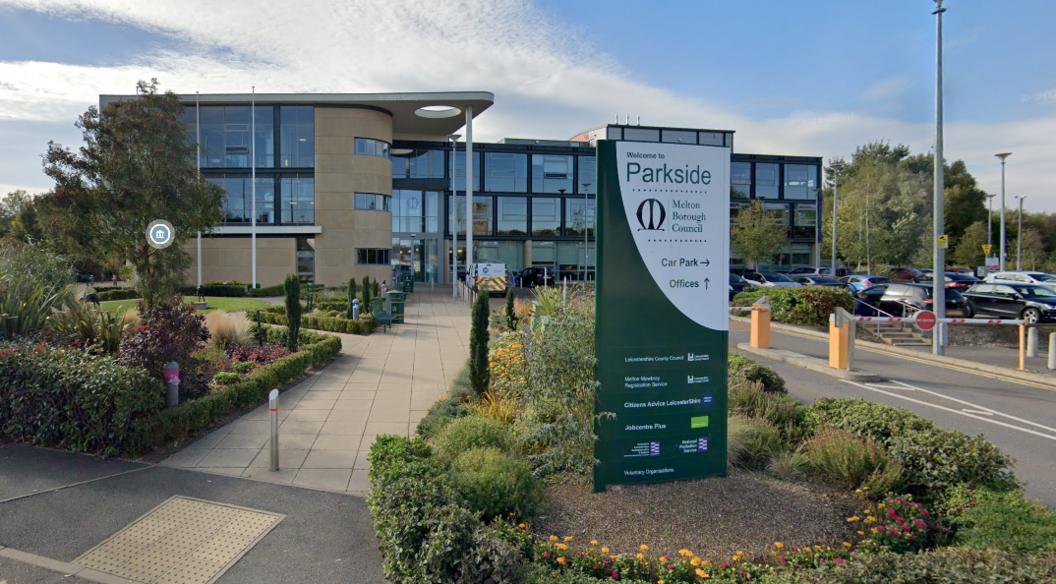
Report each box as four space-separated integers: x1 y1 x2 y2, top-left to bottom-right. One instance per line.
962 284 1056 324
936 272 983 291
840 274 891 293
792 275 844 288
852 284 889 316
878 283 966 316
518 266 555 287
888 267 927 283
729 273 750 300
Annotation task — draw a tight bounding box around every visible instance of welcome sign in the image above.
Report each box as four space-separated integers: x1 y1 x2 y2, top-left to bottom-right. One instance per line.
594 139 731 491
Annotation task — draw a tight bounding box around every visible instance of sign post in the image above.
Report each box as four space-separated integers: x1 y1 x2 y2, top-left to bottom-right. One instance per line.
594 139 731 492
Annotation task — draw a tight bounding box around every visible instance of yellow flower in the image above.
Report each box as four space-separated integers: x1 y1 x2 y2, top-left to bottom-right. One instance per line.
601 548 610 554
640 545 649 552
555 544 568 551
549 535 558 542
636 553 645 561
855 489 862 494
865 516 878 524
610 555 617 560
843 542 853 549
564 536 573 543
864 509 872 514
774 542 784 549
518 523 526 529
878 503 886 510
690 558 701 567
804 548 812 554
590 540 598 546
871 528 879 534
556 557 567 566
695 569 706 578
863 486 870 491
658 581 664 584
847 516 861 523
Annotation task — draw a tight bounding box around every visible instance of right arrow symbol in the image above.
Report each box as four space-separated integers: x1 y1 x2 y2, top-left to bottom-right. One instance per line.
703 259 710 267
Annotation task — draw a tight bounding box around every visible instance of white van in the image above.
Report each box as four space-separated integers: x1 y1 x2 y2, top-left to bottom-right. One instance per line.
467 262 508 296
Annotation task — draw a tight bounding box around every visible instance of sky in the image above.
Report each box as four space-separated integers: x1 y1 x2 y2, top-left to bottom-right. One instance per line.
1 0 1054 210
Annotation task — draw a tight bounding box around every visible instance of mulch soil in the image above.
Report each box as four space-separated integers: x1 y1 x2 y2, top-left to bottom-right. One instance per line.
533 470 863 563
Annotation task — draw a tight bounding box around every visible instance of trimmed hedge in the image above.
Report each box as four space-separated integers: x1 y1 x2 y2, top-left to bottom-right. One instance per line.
94 288 141 301
248 283 285 297
178 284 246 297
253 305 379 334
0 341 164 456
145 325 341 448
733 286 854 328
729 353 786 393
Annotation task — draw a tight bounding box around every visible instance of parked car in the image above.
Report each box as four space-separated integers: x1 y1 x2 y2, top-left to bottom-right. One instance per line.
789 266 856 277
962 283 1056 324
840 274 891 293
518 266 555 288
983 271 1056 291
948 267 975 275
852 284 890 316
742 272 802 288
888 267 927 283
729 273 750 300
878 283 966 316
938 272 983 290
792 275 844 288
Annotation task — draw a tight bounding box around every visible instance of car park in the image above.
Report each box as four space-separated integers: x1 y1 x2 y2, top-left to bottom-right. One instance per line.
742 272 802 288
791 275 844 288
983 271 1056 291
840 274 891 293
729 273 750 300
962 283 1056 324
878 283 966 316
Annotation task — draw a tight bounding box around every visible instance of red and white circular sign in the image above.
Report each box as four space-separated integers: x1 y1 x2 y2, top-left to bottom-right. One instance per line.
915 310 937 331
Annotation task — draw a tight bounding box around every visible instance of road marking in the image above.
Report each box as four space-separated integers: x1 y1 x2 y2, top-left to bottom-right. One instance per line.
840 379 1056 442
962 409 994 416
886 378 1056 435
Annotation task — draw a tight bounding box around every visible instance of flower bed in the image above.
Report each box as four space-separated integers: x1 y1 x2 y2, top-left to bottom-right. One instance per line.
251 305 379 335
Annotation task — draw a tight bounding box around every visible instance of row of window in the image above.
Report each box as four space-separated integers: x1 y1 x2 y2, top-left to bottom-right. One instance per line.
184 105 314 169
354 193 391 212
208 175 315 225
356 248 391 265
447 195 595 237
393 151 598 195
355 138 391 159
731 162 819 200
731 201 818 240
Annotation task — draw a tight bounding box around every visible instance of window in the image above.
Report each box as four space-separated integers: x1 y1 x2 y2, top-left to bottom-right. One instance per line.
296 238 315 280
755 163 779 198
280 177 315 224
210 176 275 224
565 199 595 236
793 204 817 239
355 193 391 211
356 248 391 265
497 197 528 235
764 202 790 237
531 198 561 236
484 152 528 192
578 156 597 194
354 138 391 159
784 164 817 200
450 195 493 235
280 106 314 168
731 162 751 199
391 190 440 233
623 127 660 142
392 148 444 179
531 154 573 193
662 129 697 144
200 105 274 168
454 151 481 192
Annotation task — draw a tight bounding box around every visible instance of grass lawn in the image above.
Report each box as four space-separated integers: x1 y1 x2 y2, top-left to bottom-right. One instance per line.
98 296 268 315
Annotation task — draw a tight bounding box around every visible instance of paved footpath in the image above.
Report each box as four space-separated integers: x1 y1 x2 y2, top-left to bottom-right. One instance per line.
161 289 471 494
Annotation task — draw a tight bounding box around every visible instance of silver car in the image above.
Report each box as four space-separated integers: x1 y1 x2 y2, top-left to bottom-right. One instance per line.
983 271 1056 291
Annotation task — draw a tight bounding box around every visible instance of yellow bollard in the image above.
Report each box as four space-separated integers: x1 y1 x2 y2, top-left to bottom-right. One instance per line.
829 320 850 370
1019 324 1026 371
750 305 771 349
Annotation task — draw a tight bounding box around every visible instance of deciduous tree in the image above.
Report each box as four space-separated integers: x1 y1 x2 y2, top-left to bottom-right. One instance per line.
731 200 787 269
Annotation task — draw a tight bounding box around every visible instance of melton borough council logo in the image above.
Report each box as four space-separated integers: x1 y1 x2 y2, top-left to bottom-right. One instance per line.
636 198 666 231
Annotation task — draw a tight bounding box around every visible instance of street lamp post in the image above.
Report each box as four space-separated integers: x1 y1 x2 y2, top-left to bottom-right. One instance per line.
985 193 995 250
1015 195 1025 270
448 134 460 298
996 152 1012 270
830 162 842 276
932 0 947 356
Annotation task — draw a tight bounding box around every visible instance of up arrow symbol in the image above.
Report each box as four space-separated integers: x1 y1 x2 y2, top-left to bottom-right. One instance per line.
703 278 710 290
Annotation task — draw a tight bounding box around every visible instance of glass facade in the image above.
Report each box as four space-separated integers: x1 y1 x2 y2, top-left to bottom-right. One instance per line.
354 193 391 211
392 190 440 233
579 156 597 194
755 163 779 199
794 204 818 240
454 151 481 192
209 176 275 224
731 161 751 198
199 105 274 168
354 138 391 159
280 106 314 168
497 197 528 235
296 237 315 281
565 199 595 236
484 152 528 192
392 148 444 179
531 198 561 236
784 164 817 200
531 154 573 194
280 177 315 224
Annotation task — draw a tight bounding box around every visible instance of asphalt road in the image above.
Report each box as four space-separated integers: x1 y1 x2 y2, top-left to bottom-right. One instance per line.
730 320 1056 508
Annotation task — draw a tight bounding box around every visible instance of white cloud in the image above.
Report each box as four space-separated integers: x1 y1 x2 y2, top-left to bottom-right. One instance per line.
0 0 1054 211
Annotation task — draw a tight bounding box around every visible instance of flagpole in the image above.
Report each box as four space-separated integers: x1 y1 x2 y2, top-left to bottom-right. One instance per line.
251 86 257 288
196 91 202 288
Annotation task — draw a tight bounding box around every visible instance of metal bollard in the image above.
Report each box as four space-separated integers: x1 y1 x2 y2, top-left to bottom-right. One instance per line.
269 389 280 471
352 299 360 321
164 361 180 408
1049 333 1056 370
1027 327 1039 358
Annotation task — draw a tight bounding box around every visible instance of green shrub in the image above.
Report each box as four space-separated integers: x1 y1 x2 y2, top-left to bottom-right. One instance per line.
0 341 163 456
284 275 301 352
213 372 240 385
773 547 1056 583
796 428 902 494
177 284 245 297
451 447 540 521
805 398 936 446
945 485 1056 553
252 307 379 334
729 353 786 393
416 394 470 439
434 415 510 462
94 288 140 301
888 429 1018 504
0 281 70 339
469 288 490 396
505 292 518 331
232 361 255 374
728 416 787 470
733 286 853 328
118 299 211 399
248 283 286 297
728 377 804 440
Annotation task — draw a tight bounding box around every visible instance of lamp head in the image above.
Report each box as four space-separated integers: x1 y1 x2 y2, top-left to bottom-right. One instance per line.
448 134 461 142
995 152 1012 161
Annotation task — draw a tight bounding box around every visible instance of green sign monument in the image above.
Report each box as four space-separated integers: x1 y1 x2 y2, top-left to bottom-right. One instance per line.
594 138 731 491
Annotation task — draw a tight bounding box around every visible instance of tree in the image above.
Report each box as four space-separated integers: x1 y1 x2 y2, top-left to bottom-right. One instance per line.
0 190 44 243
284 274 301 352
1013 228 1047 271
469 286 491 397
951 221 987 268
505 290 518 331
41 79 225 308
731 200 787 269
360 275 371 314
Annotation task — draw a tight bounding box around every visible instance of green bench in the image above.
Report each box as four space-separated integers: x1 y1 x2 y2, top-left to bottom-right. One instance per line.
371 299 393 332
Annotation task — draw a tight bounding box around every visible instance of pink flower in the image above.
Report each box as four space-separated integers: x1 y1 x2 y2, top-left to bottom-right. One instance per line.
612 571 619 580
835 558 844 565
543 552 550 558
913 519 926 529
921 509 930 518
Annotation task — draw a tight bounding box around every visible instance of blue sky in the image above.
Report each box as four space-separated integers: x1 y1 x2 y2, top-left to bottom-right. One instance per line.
1 0 1054 209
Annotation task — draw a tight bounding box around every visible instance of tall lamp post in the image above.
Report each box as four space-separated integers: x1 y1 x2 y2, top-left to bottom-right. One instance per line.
830 162 842 275
996 152 1012 270
1015 195 1026 270
931 0 947 356
985 193 996 251
582 182 591 282
448 134 460 298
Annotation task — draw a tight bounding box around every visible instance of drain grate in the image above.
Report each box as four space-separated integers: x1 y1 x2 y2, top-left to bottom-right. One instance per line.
75 496 284 584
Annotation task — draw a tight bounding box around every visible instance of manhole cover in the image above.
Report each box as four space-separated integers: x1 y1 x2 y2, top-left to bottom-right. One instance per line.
75 496 284 584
